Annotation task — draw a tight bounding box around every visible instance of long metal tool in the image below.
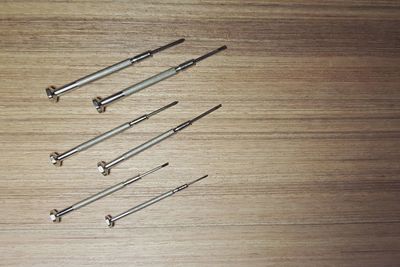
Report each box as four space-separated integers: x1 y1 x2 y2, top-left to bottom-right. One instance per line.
92 45 227 113
49 162 169 223
45 38 185 102
105 174 208 228
98 104 221 176
50 101 178 166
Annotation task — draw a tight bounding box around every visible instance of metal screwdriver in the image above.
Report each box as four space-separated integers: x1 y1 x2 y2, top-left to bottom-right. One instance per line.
92 45 227 113
45 38 185 102
50 101 178 166
105 174 208 228
49 162 169 223
97 104 221 176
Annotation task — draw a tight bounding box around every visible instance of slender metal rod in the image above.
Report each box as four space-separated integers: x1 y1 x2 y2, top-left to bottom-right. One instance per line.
49 162 169 223
193 45 227 63
45 38 185 102
105 175 208 228
49 101 178 166
92 45 227 113
97 104 221 176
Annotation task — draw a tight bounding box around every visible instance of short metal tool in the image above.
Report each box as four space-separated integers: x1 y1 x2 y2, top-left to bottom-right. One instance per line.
105 174 208 228
49 162 168 223
98 104 221 176
50 101 178 166
45 38 185 102
92 45 227 113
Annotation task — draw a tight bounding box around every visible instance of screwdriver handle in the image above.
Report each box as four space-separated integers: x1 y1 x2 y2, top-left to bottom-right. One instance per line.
112 190 174 221
123 67 177 96
73 182 126 210
93 68 178 113
51 58 134 97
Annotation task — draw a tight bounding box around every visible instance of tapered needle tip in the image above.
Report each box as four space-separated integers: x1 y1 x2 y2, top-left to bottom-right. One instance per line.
194 45 228 63
151 38 186 54
188 175 208 186
189 104 222 124
147 101 179 117
162 162 169 168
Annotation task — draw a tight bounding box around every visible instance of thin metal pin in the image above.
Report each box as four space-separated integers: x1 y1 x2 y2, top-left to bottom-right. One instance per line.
151 38 185 54
49 162 169 223
187 174 208 186
97 105 221 176
194 45 227 63
189 103 222 124
50 101 178 166
146 100 178 117
105 174 208 228
92 45 227 113
45 38 185 102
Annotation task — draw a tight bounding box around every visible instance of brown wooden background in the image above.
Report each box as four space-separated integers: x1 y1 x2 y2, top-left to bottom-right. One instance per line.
0 1 399 266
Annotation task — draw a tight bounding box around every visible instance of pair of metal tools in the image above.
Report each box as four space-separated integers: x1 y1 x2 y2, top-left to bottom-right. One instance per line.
50 103 221 174
45 38 227 113
50 162 208 228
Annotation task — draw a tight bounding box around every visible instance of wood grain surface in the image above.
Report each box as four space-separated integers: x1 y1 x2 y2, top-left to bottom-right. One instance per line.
0 1 400 266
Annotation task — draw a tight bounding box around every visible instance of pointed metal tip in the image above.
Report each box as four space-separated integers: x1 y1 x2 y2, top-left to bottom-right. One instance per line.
206 103 223 114
219 45 227 51
206 103 222 114
194 45 227 63
166 100 179 107
162 162 169 168
141 162 170 177
190 104 222 124
147 101 179 117
188 175 208 186
151 38 186 54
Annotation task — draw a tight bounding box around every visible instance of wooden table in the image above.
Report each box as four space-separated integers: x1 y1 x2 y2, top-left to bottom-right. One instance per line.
1 1 399 266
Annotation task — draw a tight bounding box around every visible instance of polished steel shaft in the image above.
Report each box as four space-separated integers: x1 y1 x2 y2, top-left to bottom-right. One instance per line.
97 104 222 176
49 163 169 223
50 101 178 166
105 174 208 228
45 38 185 102
92 45 227 113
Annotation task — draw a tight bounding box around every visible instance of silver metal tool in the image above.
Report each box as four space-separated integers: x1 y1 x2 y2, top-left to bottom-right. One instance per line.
45 38 185 102
98 104 221 176
49 101 178 166
92 45 227 113
105 174 208 228
49 162 168 223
